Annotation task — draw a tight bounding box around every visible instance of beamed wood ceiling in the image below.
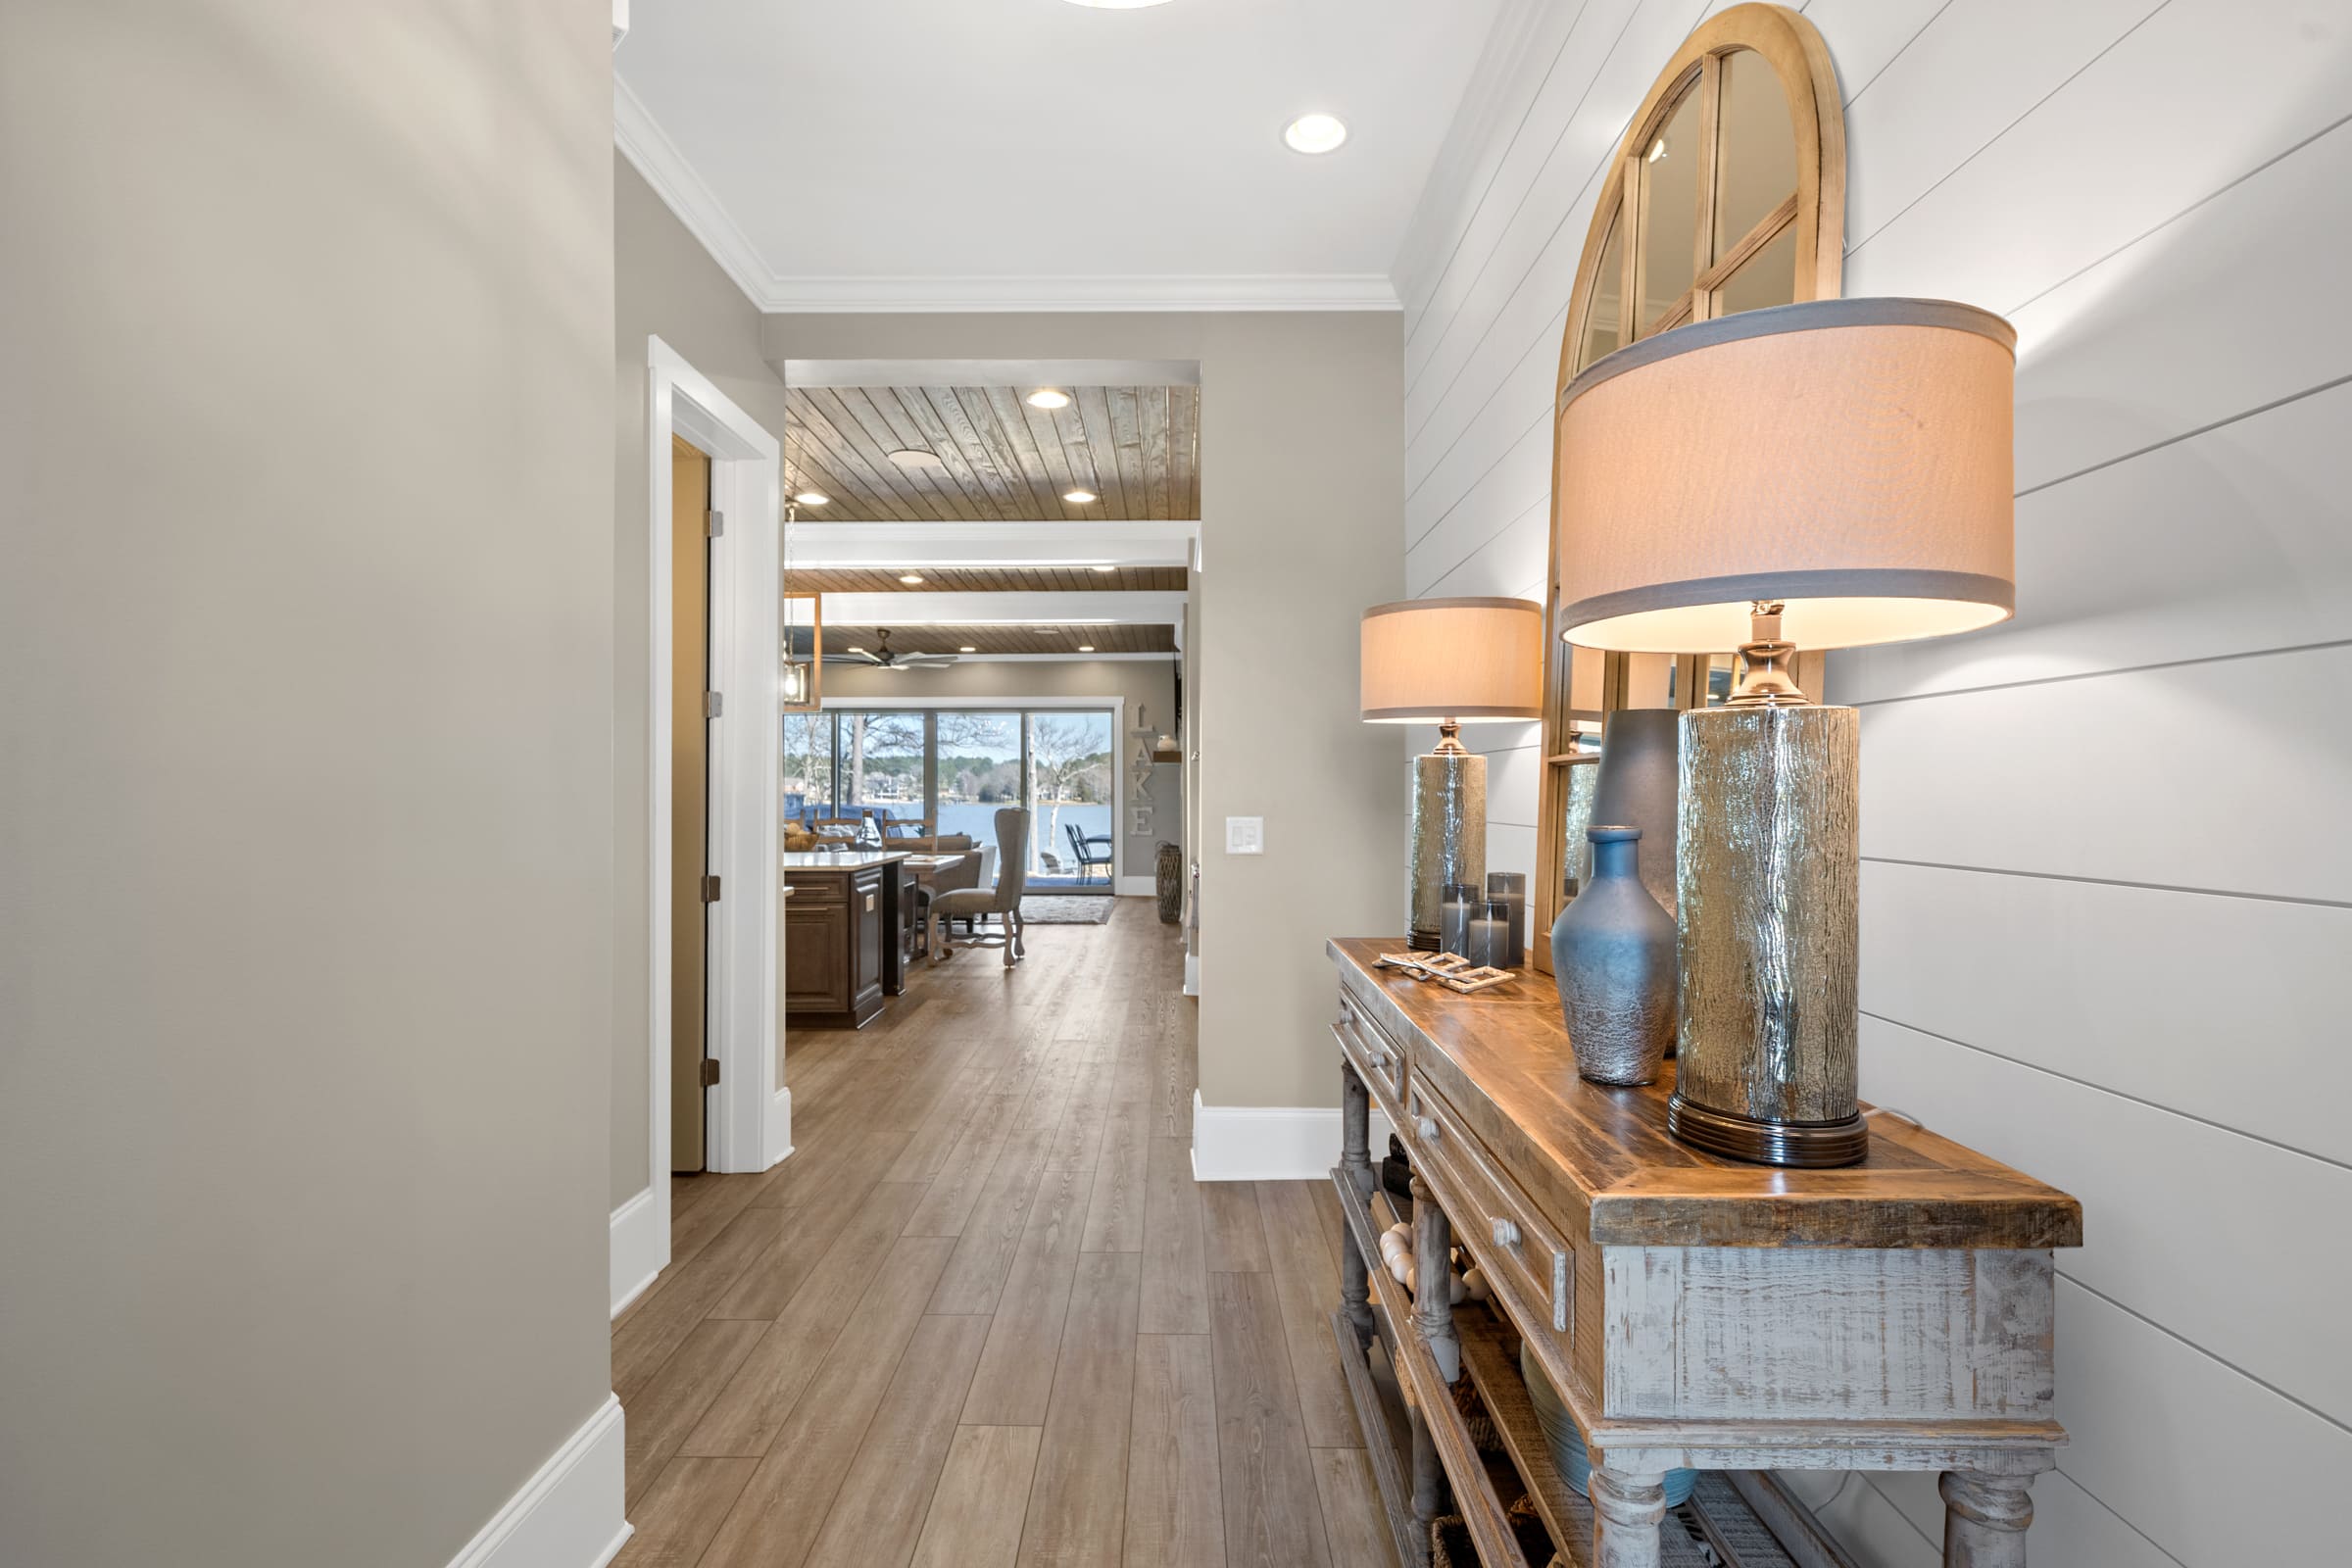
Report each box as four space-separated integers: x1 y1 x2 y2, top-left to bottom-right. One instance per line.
791 566 1188 594
833 623 1177 658
785 385 1200 522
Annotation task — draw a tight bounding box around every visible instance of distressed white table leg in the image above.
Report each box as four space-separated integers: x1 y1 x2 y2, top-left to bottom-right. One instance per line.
1339 1065 1376 1343
1590 1467 1667 1568
1341 1062 1376 1196
1408 1173 1458 1383
1941 1472 2035 1567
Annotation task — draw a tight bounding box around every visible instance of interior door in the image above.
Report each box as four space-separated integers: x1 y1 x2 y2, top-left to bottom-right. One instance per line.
670 436 712 1172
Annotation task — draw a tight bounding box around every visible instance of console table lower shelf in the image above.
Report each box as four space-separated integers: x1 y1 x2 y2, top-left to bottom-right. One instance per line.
1333 1164 1854 1568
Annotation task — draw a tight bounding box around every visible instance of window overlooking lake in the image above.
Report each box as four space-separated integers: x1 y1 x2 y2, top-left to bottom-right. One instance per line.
840 710 923 824
936 711 1023 860
782 706 1118 885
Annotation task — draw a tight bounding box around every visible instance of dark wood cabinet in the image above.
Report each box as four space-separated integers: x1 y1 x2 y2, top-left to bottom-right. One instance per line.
782 852 907 1028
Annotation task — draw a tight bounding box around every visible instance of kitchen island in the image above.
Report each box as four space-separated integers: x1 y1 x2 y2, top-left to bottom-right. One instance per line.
780 849 909 1028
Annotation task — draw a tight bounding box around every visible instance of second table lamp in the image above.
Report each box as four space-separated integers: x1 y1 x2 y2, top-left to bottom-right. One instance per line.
1360 598 1544 952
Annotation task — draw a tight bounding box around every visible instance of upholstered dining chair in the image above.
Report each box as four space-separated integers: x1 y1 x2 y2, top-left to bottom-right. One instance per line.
928 808 1029 967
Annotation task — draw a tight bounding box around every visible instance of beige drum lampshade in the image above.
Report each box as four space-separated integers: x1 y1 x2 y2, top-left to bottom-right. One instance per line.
1360 598 1544 721
1554 298 2016 654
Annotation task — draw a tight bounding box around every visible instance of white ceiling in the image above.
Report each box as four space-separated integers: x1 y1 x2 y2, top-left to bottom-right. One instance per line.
613 0 1503 310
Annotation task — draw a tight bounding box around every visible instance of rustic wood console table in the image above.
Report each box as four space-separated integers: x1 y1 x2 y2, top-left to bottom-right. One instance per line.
1326 938 2082 1568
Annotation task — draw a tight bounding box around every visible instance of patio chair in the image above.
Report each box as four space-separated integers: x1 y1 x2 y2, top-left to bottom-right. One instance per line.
929 808 1029 967
1064 822 1113 885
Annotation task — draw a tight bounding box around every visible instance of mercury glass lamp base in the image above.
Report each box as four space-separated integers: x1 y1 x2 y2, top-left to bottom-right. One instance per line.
1667 1094 1870 1168
1407 746 1485 956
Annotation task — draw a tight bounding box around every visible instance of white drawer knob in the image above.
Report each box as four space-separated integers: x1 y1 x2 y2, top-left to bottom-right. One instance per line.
1492 1218 1520 1249
1417 1116 1439 1142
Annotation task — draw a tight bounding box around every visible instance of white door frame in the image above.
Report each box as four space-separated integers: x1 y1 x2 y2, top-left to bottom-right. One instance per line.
614 337 787 1315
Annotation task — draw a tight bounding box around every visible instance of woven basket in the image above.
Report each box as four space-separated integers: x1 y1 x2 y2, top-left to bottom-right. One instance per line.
1154 842 1183 923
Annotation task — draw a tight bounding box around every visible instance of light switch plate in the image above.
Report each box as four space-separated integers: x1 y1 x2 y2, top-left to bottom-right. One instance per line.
1225 816 1264 855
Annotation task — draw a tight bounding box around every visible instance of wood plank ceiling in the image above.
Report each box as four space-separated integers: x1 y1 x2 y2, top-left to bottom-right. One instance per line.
784 385 1200 522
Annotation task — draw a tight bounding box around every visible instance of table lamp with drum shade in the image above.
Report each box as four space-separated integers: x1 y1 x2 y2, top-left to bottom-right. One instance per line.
1553 298 2016 1167
1361 598 1545 952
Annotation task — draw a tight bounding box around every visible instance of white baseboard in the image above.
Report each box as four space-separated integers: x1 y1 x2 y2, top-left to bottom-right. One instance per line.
610 1187 663 1320
1182 953 1199 997
1189 1090 1395 1182
1114 874 1154 897
766 1086 795 1170
445 1394 629 1568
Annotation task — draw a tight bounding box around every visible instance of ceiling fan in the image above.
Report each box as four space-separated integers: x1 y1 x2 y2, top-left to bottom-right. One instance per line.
823 627 958 671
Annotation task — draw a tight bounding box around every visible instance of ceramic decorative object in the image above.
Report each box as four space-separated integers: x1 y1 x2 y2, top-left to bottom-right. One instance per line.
1521 1342 1697 1507
1550 825 1676 1086
1588 708 1682 917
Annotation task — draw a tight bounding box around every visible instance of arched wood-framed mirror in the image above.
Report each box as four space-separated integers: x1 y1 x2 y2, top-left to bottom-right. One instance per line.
1532 3 1846 971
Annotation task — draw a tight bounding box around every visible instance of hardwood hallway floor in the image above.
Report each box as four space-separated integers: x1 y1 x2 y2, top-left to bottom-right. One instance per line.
610 901 1398 1568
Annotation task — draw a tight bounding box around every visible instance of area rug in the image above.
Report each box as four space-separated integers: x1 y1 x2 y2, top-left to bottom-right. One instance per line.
1019 896 1116 925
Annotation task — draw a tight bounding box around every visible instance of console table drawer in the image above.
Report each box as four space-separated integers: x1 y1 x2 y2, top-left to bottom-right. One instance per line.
1334 986 1406 1113
1407 1072 1573 1339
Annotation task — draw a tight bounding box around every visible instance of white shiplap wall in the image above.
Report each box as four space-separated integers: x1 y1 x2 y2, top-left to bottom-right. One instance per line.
1391 1 2352 1562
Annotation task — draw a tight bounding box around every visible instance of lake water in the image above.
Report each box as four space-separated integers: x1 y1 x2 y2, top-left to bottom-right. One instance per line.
935 801 1112 869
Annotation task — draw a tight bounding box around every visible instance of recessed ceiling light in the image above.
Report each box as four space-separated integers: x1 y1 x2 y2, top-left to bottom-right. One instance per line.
898 572 924 584
1092 564 1117 573
1078 645 1096 653
888 448 946 470
959 645 977 653
793 490 830 506
847 645 865 654
1063 488 1098 504
1027 389 1072 410
1283 113 1348 155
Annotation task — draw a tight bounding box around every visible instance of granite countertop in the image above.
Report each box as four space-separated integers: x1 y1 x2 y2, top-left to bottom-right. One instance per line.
781 849 911 870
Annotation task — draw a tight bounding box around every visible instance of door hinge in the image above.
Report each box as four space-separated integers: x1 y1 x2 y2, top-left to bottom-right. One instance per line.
703 690 723 719
704 508 725 539
699 1057 721 1088
701 874 722 904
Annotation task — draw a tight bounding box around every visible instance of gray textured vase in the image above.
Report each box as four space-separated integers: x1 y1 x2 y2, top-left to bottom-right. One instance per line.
1550 826 1676 1086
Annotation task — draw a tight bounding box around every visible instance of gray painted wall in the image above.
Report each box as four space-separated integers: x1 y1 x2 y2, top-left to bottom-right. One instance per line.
821 657 1184 881
766 312 1407 1111
1394 1 2352 1561
612 154 792 1206
0 4 615 1564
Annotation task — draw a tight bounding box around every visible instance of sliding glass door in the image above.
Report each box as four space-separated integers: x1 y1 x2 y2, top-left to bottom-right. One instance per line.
1026 710 1113 883
935 711 1023 860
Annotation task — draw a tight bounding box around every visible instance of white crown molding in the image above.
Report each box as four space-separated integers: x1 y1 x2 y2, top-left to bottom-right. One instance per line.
760 274 1402 314
612 76 776 308
614 79 1401 315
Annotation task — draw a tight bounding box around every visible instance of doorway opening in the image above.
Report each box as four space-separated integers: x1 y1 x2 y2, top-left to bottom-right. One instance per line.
670 434 713 1173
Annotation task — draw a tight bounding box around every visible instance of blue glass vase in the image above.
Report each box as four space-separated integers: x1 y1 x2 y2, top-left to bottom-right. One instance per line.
1550 825 1676 1086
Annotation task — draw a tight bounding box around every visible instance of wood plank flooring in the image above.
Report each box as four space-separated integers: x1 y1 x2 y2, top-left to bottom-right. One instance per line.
612 902 1397 1568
